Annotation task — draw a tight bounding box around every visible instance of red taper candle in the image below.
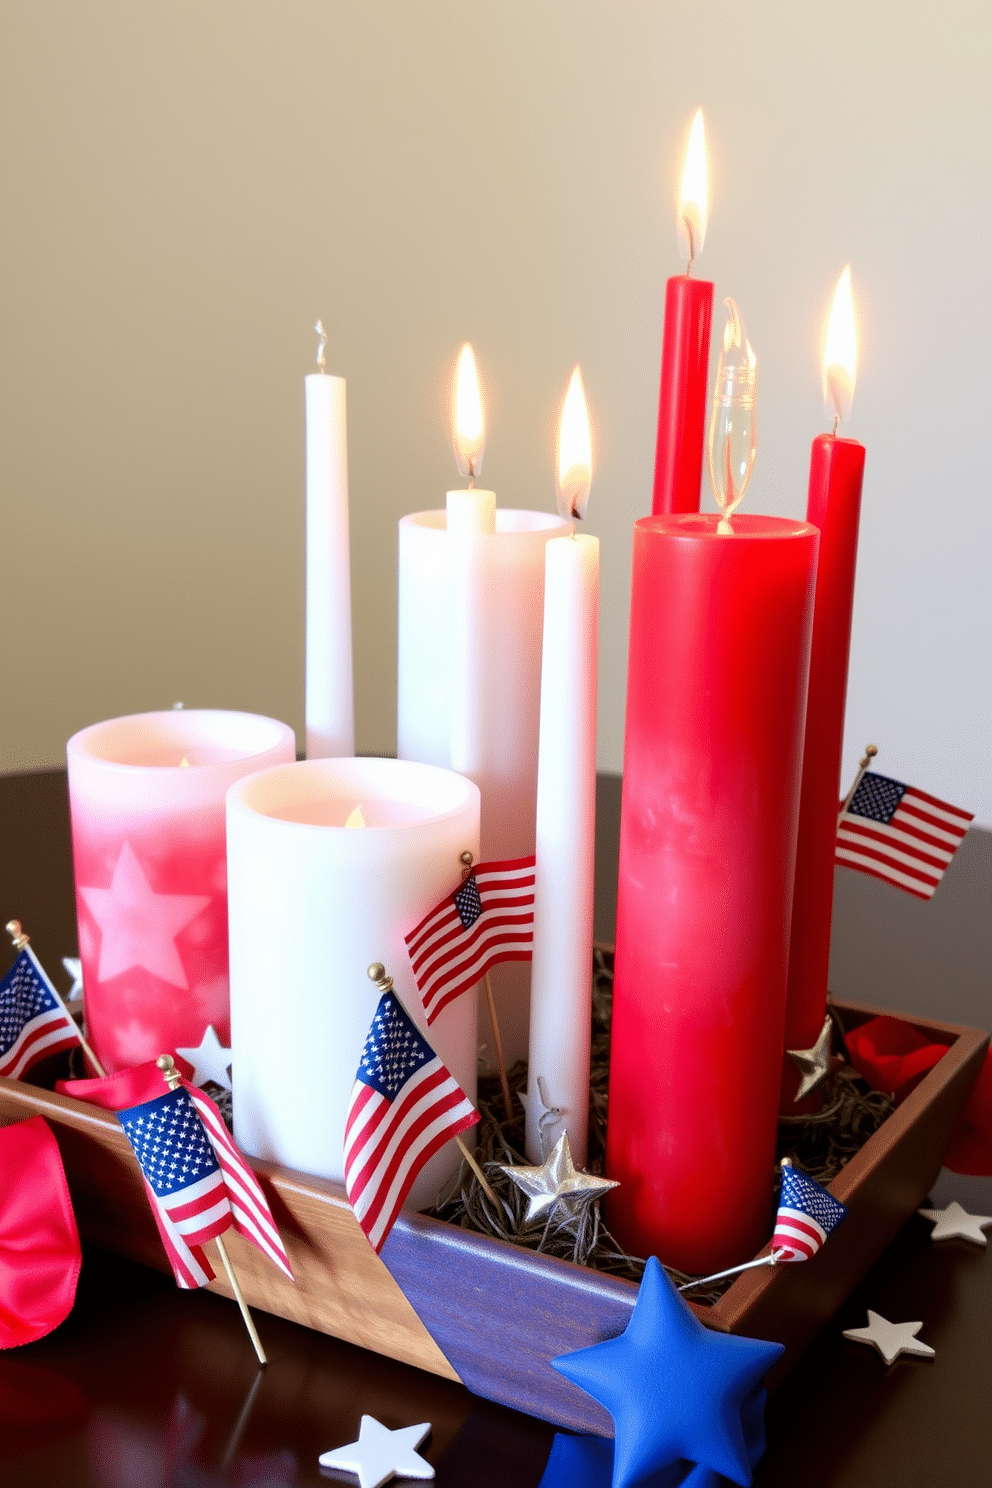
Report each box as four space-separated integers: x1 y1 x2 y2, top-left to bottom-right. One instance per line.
652 109 714 516
606 514 818 1273
783 268 866 1090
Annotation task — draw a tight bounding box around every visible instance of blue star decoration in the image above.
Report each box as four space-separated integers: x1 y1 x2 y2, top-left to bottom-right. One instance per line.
551 1257 783 1488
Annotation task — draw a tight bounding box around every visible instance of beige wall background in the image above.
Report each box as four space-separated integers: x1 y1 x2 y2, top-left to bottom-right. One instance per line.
2 1 990 826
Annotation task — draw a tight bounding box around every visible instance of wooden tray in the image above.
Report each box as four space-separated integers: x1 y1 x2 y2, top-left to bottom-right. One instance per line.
0 996 985 1437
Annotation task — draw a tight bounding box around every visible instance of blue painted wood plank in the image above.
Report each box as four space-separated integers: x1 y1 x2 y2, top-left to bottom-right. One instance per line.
381 1210 638 1435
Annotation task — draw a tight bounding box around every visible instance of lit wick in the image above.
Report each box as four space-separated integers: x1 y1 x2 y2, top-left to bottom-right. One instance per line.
677 108 708 278
452 343 485 487
556 365 592 527
822 265 857 434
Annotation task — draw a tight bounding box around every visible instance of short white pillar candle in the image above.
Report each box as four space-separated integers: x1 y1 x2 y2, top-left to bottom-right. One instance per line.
227 757 481 1208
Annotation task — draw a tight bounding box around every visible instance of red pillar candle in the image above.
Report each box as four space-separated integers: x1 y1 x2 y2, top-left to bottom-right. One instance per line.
783 268 866 1082
606 514 818 1274
652 109 714 516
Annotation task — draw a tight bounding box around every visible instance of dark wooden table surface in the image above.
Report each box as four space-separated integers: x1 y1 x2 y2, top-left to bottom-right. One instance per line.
2 769 990 1488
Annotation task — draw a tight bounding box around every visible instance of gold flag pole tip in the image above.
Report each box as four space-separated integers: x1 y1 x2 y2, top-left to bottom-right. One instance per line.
157 1054 267 1367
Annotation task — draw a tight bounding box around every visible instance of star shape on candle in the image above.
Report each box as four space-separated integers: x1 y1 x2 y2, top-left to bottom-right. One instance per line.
176 1024 233 1090
842 1310 934 1366
917 1200 992 1245
79 842 211 990
62 957 83 1002
318 1416 433 1488
551 1256 783 1488
498 1132 618 1226
786 1014 834 1102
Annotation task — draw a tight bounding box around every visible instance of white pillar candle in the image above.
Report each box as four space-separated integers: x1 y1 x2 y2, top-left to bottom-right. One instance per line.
305 344 354 760
227 756 480 1208
396 507 571 1060
525 534 599 1164
66 710 295 1073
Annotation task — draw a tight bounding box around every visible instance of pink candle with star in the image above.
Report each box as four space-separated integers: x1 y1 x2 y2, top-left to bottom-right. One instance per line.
66 710 295 1073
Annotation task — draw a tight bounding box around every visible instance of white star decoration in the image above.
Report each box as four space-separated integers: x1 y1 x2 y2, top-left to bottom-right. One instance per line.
318 1416 434 1488
62 957 83 1002
176 1024 233 1090
79 842 211 989
842 1310 935 1365
498 1132 618 1225
786 1014 834 1101
917 1199 992 1245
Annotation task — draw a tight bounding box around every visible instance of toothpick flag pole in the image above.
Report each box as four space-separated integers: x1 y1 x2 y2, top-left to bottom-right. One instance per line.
156 1054 267 1366
838 744 878 826
6 919 106 1078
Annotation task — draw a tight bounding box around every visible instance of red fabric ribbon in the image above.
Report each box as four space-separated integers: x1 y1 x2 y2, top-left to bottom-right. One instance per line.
58 1059 172 1111
845 1014 992 1176
0 1116 83 1348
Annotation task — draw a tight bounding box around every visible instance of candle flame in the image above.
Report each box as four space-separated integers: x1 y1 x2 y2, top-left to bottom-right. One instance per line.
556 365 592 521
677 108 708 267
823 265 857 424
452 343 485 480
344 805 366 828
179 757 190 767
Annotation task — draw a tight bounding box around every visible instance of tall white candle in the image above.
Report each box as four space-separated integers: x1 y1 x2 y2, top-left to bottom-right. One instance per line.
526 368 598 1164
305 323 354 760
396 508 570 1059
396 343 571 1060
227 757 480 1209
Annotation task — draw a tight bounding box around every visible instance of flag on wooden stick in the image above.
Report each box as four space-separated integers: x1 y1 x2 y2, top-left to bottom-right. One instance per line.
404 856 536 1022
116 1079 293 1290
0 945 85 1079
836 771 972 900
344 986 478 1254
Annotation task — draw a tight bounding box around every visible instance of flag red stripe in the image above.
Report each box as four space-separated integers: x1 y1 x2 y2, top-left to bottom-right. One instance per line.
901 787 973 823
358 1089 478 1248
834 852 934 900
0 1018 81 1079
409 901 534 972
840 816 953 868
837 824 945 881
407 888 535 962
366 1105 478 1254
186 1085 294 1278
411 917 534 990
895 800 970 845
345 1063 453 1200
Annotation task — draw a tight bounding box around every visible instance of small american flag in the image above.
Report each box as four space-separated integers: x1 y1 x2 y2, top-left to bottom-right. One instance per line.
118 1085 231 1287
836 771 973 901
344 990 478 1253
0 948 83 1079
117 1083 293 1289
404 856 536 1022
771 1164 847 1262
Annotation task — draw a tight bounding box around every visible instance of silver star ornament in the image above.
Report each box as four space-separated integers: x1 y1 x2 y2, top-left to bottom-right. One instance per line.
787 1014 834 1101
176 1024 233 1090
318 1416 433 1488
918 1199 992 1245
498 1132 618 1226
842 1310 935 1365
